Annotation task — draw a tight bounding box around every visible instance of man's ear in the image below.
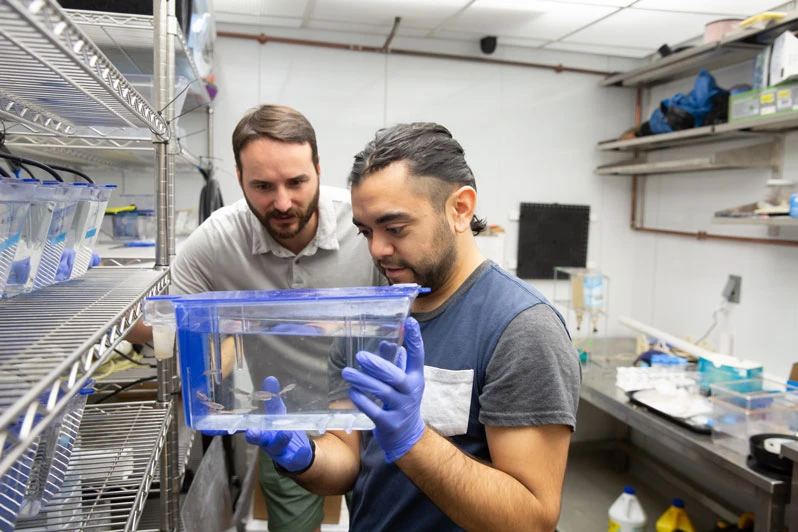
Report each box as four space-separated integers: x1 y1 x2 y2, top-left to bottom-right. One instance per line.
449 186 477 234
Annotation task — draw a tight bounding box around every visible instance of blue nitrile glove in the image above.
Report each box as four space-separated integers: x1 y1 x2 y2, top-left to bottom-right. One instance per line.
90 252 101 268
341 317 426 463
244 377 314 473
7 257 31 285
55 248 75 281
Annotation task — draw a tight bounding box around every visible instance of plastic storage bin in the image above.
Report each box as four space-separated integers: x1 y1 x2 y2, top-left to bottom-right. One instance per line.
69 184 114 280
32 182 81 291
3 180 57 297
710 378 798 455
17 381 94 519
0 180 31 295
144 285 423 433
0 419 40 532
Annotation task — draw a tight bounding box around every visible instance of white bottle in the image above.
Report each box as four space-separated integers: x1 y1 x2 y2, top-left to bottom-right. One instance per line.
608 486 647 532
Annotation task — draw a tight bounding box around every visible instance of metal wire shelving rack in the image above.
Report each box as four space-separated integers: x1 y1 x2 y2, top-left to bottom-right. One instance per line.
0 0 202 529
14 402 172 532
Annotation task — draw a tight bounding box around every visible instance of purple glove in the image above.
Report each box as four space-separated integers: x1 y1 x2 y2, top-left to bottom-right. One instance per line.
342 317 426 463
55 248 75 281
244 377 314 473
90 252 101 268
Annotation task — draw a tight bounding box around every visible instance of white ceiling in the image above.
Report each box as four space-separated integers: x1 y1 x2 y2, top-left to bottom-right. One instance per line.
213 0 790 59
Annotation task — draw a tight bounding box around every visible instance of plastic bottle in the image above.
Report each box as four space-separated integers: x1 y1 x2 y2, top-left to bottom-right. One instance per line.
656 498 695 532
609 486 647 532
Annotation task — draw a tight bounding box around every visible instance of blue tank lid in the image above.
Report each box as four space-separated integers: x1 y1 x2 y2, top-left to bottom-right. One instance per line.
624 486 636 495
672 498 685 508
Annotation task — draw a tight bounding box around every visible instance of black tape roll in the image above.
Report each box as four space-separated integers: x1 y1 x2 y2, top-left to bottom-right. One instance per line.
749 433 798 474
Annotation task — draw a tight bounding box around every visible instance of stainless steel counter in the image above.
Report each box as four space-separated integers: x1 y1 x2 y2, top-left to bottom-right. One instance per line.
579 358 790 531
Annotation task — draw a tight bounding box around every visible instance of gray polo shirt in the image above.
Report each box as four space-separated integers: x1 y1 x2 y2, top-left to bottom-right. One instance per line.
170 186 385 404
171 185 383 294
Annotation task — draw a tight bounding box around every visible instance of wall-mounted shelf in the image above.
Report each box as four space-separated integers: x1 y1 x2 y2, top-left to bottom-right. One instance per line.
597 111 798 153
0 268 170 479
712 216 798 227
66 9 212 108
15 401 171 532
599 11 798 88
0 0 168 137
596 143 775 175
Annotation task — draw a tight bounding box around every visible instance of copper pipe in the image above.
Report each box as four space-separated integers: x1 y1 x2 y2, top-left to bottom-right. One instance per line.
383 17 401 51
635 226 798 247
217 31 615 77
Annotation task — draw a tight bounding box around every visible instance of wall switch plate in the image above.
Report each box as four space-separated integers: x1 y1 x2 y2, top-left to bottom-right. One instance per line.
508 259 518 270
722 275 742 303
508 210 520 222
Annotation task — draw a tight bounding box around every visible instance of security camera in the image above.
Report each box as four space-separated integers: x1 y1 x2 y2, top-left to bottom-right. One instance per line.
480 36 497 55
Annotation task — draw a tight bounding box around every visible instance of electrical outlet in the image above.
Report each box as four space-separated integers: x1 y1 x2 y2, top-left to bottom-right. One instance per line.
508 259 518 270
722 275 742 303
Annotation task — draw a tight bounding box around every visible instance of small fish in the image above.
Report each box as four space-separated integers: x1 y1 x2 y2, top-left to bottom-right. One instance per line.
216 408 252 415
234 384 297 402
196 391 211 402
203 369 218 377
201 400 225 411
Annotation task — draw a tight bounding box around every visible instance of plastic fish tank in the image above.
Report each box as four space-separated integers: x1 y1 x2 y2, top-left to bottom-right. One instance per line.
0 180 31 295
69 184 114 280
32 182 81 291
3 181 62 297
710 378 798 455
0 419 40 532
17 381 93 520
144 285 423 434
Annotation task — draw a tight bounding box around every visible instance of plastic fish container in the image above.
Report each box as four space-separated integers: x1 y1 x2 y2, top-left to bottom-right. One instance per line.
710 378 798 455
3 180 58 297
69 184 115 280
145 285 423 434
56 184 99 282
0 180 31 295
32 182 82 291
17 381 94 519
0 421 40 532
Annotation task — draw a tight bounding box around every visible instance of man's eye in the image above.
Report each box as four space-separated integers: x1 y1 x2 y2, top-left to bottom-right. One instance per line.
253 183 272 191
387 227 403 235
357 228 372 238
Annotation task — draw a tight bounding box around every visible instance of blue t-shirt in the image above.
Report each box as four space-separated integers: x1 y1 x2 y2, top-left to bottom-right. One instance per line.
341 261 580 531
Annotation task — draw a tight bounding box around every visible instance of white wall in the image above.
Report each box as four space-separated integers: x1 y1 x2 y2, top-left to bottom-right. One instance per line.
630 63 798 378
206 31 797 378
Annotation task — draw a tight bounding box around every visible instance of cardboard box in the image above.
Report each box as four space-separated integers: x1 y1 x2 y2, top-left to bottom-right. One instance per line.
252 482 343 525
770 30 798 86
729 81 798 122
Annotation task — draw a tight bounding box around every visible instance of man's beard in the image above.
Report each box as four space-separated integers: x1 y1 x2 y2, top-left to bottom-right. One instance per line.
377 218 457 294
247 185 320 241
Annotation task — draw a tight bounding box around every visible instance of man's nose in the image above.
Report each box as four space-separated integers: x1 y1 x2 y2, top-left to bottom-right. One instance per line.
369 233 393 259
274 188 292 212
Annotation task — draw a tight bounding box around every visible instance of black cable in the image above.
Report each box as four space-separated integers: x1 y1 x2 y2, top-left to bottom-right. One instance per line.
0 165 9 178
95 376 157 403
158 78 197 114
45 163 94 184
19 164 35 179
0 153 63 181
112 347 156 368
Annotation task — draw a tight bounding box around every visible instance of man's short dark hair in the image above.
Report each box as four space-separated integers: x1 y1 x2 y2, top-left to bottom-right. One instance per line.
232 104 319 171
348 122 487 235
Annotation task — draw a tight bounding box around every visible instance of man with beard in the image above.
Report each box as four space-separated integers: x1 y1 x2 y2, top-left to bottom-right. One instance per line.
163 104 383 532
245 122 581 531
